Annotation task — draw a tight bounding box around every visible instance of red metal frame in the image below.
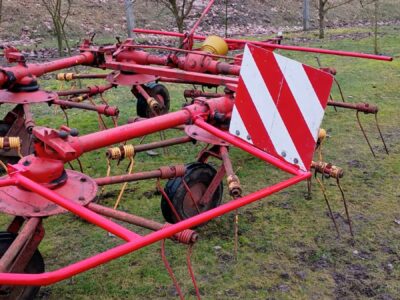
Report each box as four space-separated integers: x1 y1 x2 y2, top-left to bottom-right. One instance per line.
0 0 394 292
0 164 308 286
0 94 309 285
133 28 393 61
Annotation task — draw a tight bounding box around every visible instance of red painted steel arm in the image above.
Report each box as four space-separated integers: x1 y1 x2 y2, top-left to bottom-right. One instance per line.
32 96 235 162
194 118 301 175
57 83 113 97
187 0 215 38
77 109 194 153
0 178 17 187
105 61 238 86
133 29 393 61
11 173 138 241
0 166 309 286
0 52 95 88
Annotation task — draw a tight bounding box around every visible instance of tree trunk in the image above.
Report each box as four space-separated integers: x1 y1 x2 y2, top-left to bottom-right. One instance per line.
303 0 310 31
373 0 379 54
124 0 135 38
318 0 325 39
177 18 184 33
52 16 64 57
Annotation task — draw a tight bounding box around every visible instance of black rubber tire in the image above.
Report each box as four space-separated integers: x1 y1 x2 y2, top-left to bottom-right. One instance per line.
161 162 223 224
0 232 44 300
136 84 170 118
0 124 11 137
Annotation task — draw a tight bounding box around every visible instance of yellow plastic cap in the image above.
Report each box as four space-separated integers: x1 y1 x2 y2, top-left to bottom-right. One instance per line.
201 35 229 56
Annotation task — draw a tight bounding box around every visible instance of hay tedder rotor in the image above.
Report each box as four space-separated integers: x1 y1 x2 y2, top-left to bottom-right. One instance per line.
0 1 393 298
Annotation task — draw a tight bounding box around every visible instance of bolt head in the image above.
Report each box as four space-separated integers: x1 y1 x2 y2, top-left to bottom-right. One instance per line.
70 128 79 137
58 130 69 139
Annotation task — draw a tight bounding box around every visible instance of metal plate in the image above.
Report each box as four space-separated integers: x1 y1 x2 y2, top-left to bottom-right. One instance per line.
0 170 98 217
185 125 231 146
0 90 58 104
106 71 159 86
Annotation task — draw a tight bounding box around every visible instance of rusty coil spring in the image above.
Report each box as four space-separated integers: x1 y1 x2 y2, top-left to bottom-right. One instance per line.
311 161 344 179
106 144 135 160
0 137 21 151
56 73 74 81
162 223 197 245
159 164 186 179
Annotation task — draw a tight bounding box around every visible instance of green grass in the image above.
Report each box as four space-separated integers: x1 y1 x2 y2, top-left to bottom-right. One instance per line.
0 25 399 299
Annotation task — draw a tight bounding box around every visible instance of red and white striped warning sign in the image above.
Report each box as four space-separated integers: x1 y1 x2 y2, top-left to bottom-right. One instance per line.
229 44 333 171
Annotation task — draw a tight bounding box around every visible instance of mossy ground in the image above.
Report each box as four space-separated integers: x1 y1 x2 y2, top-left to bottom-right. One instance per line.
0 25 399 299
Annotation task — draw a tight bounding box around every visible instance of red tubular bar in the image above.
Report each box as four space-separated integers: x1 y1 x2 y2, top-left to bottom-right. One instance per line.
133 29 393 61
194 118 301 175
124 44 237 60
0 178 16 187
77 109 193 153
0 171 308 286
12 174 139 242
0 52 95 88
52 99 119 117
187 0 215 37
57 83 113 97
105 61 238 86
95 169 166 186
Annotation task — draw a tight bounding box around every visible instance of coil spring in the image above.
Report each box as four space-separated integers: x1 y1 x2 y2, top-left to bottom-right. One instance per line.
106 144 135 160
163 224 197 245
0 137 21 150
56 73 74 81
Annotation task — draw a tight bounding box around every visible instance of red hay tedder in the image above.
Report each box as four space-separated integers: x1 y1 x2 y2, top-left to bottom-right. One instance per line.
0 1 393 298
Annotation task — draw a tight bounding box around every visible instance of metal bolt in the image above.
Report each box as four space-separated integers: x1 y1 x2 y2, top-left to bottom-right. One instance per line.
294 158 299 164
235 130 240 136
70 128 79 137
58 130 69 139
246 135 251 141
281 151 287 157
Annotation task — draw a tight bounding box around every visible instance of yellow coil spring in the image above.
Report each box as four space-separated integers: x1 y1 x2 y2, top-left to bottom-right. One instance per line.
104 145 135 210
0 137 22 171
75 96 85 103
0 137 22 153
106 144 135 160
56 73 74 81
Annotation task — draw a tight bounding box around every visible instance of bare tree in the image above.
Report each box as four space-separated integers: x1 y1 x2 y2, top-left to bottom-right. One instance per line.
41 0 72 56
359 0 380 54
316 0 355 38
154 0 196 33
372 0 379 54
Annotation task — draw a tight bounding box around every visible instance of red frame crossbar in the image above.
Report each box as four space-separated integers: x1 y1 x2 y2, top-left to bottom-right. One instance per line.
0 122 309 286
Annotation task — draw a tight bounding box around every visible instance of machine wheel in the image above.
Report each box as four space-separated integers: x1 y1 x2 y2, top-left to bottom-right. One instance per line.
0 124 11 137
161 162 223 224
0 232 45 300
136 84 170 118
